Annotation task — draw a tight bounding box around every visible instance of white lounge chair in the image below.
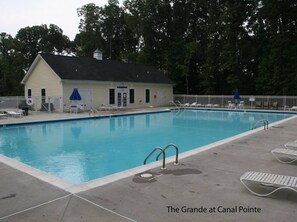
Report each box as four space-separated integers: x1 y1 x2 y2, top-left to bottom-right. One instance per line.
285 140 297 149
69 103 84 113
227 101 235 109
5 110 24 118
175 101 189 107
238 101 244 109
240 171 297 197
271 148 297 164
0 113 8 118
99 105 121 111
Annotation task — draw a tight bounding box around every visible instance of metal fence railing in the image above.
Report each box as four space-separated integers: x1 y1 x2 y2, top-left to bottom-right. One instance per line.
0 96 63 112
173 94 297 110
1 95 297 112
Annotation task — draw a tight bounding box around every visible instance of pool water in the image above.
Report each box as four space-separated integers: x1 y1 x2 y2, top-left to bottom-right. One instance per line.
0 110 294 184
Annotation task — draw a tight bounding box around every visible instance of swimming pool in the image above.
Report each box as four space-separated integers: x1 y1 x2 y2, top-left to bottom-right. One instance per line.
0 110 294 184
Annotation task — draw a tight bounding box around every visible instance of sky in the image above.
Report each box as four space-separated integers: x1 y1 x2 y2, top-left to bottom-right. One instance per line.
0 0 121 40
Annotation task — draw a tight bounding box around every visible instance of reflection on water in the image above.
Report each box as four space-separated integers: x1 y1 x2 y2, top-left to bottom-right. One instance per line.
0 110 293 184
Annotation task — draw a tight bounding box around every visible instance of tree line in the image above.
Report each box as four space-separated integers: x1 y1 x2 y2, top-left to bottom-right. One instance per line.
0 0 296 96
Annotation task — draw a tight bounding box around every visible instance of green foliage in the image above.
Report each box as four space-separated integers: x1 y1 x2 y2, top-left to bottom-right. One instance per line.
0 25 71 96
0 0 296 96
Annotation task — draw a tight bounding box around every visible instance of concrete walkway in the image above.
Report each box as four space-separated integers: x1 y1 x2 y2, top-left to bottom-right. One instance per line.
1 110 297 221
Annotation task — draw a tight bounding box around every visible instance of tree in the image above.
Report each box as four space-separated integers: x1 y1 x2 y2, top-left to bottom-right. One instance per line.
253 0 297 95
15 24 71 69
75 3 104 57
0 25 71 96
0 33 24 95
2 0 297 96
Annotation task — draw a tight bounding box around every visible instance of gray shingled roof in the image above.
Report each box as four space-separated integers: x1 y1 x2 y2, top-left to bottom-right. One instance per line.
40 53 173 84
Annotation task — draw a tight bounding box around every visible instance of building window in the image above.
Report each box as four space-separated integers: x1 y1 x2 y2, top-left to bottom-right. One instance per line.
129 89 134 104
41 88 46 103
28 89 32 97
145 89 150 103
109 88 115 104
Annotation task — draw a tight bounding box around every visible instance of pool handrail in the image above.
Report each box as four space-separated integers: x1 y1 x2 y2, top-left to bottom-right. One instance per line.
156 143 179 165
169 101 179 109
252 119 269 130
144 147 166 169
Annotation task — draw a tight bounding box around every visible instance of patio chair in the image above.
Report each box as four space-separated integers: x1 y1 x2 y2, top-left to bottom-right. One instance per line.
240 171 297 197
272 102 278 109
255 101 262 108
238 101 244 109
290 106 297 111
263 101 269 109
227 101 235 109
174 100 189 107
284 140 297 149
69 104 84 113
0 112 8 118
271 148 297 164
99 104 120 111
5 110 24 118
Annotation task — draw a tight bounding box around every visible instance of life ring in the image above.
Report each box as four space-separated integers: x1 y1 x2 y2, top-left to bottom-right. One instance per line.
26 98 34 106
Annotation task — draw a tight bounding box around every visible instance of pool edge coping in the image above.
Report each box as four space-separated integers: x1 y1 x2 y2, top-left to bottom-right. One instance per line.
1 112 296 194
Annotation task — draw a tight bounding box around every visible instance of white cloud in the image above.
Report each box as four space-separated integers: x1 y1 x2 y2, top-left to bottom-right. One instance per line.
0 0 118 40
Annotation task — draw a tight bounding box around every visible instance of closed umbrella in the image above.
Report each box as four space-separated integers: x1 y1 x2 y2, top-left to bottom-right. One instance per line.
233 89 240 107
69 88 81 101
69 88 82 113
233 89 240 100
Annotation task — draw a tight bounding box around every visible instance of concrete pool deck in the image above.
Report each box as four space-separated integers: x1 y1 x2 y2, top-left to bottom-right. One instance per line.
1 108 297 221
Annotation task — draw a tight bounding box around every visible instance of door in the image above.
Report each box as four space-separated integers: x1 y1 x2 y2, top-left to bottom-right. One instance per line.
116 87 128 107
156 91 164 106
117 92 127 107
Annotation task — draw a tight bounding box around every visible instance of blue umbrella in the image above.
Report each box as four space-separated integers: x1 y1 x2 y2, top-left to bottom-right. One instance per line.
69 88 81 101
233 89 240 100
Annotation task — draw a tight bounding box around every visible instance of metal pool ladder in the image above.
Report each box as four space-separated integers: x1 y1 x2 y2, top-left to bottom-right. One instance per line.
143 144 179 169
252 119 269 130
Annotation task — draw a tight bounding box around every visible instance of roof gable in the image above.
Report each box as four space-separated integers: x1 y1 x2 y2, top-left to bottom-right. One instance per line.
21 54 62 84
39 53 173 84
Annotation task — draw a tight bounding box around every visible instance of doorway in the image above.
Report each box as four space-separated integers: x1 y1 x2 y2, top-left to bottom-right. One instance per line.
116 87 128 107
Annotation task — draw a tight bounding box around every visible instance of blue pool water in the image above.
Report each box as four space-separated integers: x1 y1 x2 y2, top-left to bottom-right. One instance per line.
0 110 294 184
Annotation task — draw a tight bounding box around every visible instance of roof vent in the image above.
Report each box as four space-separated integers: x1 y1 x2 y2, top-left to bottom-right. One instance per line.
93 49 103 60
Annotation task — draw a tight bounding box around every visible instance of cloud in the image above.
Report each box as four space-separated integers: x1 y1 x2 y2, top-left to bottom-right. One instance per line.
0 0 111 40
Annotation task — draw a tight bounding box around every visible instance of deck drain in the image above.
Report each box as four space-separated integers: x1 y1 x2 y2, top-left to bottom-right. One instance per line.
133 172 163 183
140 173 153 178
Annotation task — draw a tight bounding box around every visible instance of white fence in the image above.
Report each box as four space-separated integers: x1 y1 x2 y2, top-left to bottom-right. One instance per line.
173 94 297 109
1 95 297 112
0 96 63 112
